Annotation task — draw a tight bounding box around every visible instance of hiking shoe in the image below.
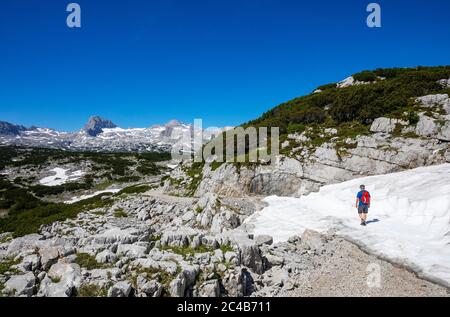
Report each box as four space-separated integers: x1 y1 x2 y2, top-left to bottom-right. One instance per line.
361 221 366 226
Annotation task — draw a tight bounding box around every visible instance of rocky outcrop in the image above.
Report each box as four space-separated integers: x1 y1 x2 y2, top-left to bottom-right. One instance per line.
0 121 27 136
0 191 266 297
370 118 407 133
1 183 448 297
175 93 450 198
3 272 36 296
83 116 117 137
193 136 448 198
438 78 450 88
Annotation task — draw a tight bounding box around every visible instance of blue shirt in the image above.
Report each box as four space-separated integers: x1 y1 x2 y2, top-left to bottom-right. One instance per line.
357 191 370 207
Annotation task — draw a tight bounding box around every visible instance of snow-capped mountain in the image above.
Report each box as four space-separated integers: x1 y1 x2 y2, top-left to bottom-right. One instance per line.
0 116 232 153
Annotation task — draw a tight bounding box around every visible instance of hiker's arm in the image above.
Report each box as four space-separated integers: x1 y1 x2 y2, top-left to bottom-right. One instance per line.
355 198 359 208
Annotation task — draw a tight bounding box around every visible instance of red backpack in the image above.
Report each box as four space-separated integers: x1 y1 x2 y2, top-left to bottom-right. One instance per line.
361 191 371 205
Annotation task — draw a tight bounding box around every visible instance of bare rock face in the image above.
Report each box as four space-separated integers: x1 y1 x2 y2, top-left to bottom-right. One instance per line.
194 135 447 198
370 118 408 133
197 279 220 297
39 247 59 270
186 93 450 198
416 94 449 107
0 121 27 136
438 79 450 88
438 122 450 141
135 276 162 297
108 281 132 297
3 272 36 297
38 262 82 297
416 114 439 137
83 116 117 137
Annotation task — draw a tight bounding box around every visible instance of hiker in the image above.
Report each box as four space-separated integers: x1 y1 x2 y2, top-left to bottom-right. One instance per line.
356 185 371 226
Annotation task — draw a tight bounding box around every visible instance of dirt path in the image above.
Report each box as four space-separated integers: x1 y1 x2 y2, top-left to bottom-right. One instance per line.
291 236 450 297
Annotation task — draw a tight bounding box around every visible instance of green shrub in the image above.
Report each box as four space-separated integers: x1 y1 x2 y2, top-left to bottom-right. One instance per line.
0 258 20 275
209 161 223 172
30 182 91 197
117 185 153 195
219 244 234 254
77 283 108 297
115 175 141 183
353 70 377 82
0 192 112 237
73 253 106 270
291 107 326 125
113 208 128 218
316 83 336 91
136 163 162 175
245 66 450 136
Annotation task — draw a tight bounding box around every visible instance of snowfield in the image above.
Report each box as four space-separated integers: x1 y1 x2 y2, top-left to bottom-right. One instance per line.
64 189 121 204
39 168 85 186
245 164 450 287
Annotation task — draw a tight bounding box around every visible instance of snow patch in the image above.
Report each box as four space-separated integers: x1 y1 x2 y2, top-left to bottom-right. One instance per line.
39 168 85 186
64 189 121 204
245 164 450 286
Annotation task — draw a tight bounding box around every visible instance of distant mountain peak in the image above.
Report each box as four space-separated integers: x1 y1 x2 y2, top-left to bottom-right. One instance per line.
83 116 117 136
0 121 27 136
165 120 183 128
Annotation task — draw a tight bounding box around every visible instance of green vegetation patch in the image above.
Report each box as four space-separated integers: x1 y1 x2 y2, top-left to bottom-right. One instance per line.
73 253 108 270
0 258 20 275
182 162 204 197
77 283 109 297
245 66 450 135
117 184 154 195
353 70 378 82
0 182 112 237
113 208 128 218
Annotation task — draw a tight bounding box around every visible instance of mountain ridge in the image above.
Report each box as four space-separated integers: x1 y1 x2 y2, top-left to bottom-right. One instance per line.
0 116 231 153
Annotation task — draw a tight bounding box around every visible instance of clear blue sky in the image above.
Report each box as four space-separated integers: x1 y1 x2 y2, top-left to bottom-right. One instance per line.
1 0 450 131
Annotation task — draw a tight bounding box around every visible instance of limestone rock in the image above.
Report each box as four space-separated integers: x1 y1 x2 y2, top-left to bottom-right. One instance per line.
438 122 450 141
370 117 407 134
3 272 36 297
92 228 140 245
108 281 132 297
169 275 187 297
39 247 59 270
38 261 82 297
254 235 273 247
95 249 118 264
18 254 41 272
116 244 149 259
438 79 450 88
416 94 449 107
136 276 162 297
197 279 220 297
416 115 438 137
301 230 327 251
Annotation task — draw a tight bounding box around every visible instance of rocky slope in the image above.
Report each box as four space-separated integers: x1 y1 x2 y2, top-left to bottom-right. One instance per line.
164 84 450 198
2 189 447 297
